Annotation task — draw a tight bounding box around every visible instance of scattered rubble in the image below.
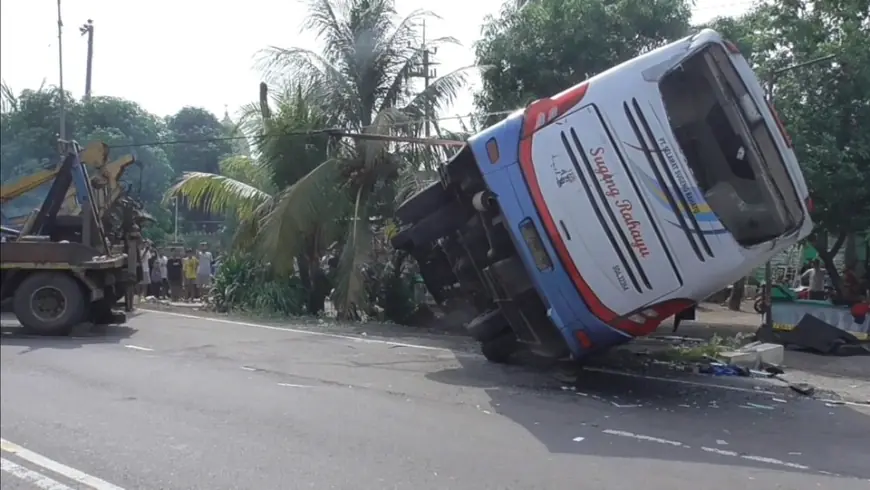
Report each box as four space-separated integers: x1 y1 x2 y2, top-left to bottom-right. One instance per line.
717 342 785 368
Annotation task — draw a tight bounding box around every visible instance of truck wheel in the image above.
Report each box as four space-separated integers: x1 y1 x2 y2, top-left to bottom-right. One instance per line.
481 332 521 364
396 181 450 224
467 309 508 342
13 272 86 336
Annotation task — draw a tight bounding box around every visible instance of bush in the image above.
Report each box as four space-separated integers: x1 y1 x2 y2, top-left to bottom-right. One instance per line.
211 253 307 316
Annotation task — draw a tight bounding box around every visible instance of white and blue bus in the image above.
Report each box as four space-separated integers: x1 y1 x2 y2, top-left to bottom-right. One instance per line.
391 29 814 363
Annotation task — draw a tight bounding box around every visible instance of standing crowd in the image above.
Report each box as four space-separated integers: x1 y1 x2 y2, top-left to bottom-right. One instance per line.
137 240 218 302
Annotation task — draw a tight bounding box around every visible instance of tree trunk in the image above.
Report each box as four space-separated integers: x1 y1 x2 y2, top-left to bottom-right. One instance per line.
310 257 330 315
844 233 857 267
296 253 316 313
727 277 746 311
813 231 847 297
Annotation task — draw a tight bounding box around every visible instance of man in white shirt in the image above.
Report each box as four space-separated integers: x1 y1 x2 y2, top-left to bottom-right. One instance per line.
196 242 213 299
800 260 827 300
157 251 169 299
139 242 153 299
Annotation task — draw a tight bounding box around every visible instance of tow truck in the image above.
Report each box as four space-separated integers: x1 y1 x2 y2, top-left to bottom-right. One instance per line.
0 141 141 335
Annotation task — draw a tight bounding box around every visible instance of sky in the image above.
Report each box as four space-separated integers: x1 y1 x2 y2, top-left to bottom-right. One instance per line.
0 0 754 129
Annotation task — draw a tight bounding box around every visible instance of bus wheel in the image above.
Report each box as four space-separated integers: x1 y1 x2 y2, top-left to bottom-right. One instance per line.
391 201 465 253
396 181 450 225
467 309 508 342
14 272 85 336
481 332 521 364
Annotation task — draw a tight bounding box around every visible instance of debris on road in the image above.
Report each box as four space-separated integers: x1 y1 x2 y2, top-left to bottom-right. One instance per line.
788 382 816 397
717 342 785 368
742 402 775 410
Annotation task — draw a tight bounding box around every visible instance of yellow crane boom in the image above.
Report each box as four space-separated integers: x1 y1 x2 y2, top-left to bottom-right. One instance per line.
1 141 137 225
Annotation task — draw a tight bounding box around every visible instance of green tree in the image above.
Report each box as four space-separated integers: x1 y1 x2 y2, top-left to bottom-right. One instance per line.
709 0 870 292
1 89 174 231
474 0 693 117
166 84 335 313
166 107 233 174
165 107 235 232
77 96 175 210
1 84 79 183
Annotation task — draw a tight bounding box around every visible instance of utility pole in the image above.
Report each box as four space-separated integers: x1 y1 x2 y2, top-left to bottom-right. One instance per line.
56 0 66 139
80 19 94 102
408 20 438 137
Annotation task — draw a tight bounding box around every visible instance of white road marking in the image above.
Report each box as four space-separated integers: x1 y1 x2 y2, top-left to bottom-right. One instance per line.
141 309 450 352
702 447 810 470
701 446 738 457
602 429 687 447
572 437 585 442
1 457 74 490
0 439 125 490
277 383 312 388
817 399 870 408
144 310 786 396
123 345 153 352
584 367 778 395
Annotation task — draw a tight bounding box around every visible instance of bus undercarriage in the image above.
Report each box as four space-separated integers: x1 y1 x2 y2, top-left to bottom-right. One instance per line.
390 147 571 363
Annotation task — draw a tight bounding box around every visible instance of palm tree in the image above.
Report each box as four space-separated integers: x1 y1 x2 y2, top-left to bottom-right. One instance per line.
170 0 471 319
165 82 338 313
256 0 472 319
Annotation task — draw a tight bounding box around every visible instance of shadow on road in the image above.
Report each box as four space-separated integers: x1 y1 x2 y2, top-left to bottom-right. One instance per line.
426 351 870 481
0 321 137 353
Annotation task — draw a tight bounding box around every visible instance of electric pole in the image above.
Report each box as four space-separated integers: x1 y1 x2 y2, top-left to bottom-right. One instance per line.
408 20 438 137
80 19 94 102
56 0 66 139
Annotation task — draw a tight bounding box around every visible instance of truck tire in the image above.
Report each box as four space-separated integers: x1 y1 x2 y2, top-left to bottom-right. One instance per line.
481 332 521 364
13 272 86 336
396 181 450 225
467 309 509 342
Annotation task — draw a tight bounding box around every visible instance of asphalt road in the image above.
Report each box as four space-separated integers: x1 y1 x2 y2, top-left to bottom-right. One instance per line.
1 309 868 490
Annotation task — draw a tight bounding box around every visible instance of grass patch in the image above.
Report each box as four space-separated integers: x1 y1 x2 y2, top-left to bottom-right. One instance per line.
650 332 755 363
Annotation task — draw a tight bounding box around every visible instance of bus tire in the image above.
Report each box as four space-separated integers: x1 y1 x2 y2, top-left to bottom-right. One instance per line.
13 272 86 336
391 201 465 252
466 309 508 342
481 332 521 364
396 181 450 225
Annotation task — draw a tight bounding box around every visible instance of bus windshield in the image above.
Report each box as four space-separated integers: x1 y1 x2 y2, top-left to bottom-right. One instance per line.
659 42 804 247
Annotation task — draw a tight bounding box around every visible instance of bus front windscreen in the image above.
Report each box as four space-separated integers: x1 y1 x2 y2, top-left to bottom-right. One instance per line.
659 43 804 247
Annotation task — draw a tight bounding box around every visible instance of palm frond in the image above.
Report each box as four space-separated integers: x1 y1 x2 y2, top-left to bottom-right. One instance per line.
1 80 17 111
164 172 273 221
303 0 355 64
218 155 275 193
401 65 474 120
256 157 346 273
256 46 357 123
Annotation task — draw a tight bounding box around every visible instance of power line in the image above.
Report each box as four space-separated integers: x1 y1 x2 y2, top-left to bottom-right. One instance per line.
691 0 757 13
108 110 516 150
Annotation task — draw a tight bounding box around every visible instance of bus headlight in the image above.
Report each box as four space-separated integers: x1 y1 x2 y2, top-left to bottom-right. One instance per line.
519 218 553 271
